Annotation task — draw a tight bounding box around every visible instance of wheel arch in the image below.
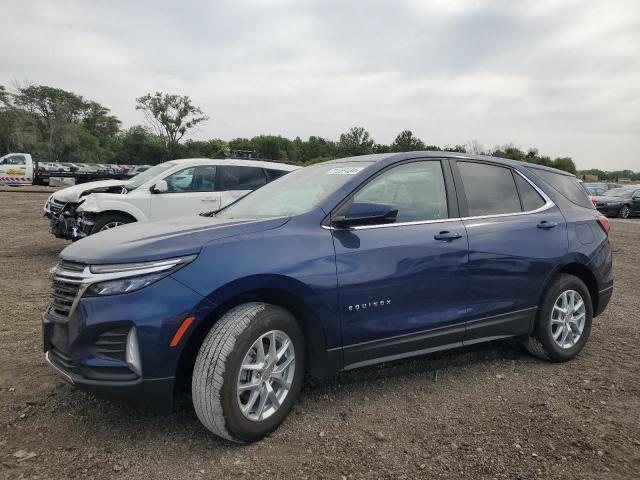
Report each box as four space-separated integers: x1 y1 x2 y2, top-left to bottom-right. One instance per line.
174 279 338 392
93 210 138 223
550 262 599 315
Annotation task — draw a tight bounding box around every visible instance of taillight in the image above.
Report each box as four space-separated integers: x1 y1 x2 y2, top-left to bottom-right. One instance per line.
597 216 610 236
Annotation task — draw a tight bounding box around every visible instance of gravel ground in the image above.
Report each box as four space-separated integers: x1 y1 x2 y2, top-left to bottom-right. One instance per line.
1 192 639 480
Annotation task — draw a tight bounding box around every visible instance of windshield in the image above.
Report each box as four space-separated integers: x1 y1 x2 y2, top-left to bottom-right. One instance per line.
604 188 632 197
217 162 371 218
124 162 177 190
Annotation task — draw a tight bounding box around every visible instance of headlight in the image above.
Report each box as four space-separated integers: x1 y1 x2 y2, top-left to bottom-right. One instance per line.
83 254 196 297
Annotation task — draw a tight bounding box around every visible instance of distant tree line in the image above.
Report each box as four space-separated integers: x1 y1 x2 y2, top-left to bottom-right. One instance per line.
2 83 629 178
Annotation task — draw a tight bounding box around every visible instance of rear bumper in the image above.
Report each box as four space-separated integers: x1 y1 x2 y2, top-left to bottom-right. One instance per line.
595 285 613 317
45 351 174 411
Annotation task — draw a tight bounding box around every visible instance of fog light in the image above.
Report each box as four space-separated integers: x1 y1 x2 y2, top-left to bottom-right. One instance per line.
126 328 142 376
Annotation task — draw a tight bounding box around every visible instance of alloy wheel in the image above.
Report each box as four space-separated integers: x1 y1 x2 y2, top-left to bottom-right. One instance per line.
620 205 630 219
550 290 586 349
236 330 295 421
100 221 124 231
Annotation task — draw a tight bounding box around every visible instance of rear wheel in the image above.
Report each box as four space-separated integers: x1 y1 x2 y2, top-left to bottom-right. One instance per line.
90 213 132 234
192 303 305 443
525 274 593 362
619 204 630 219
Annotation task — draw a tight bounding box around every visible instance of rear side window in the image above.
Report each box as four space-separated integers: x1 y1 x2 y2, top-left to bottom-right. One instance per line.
533 169 592 209
219 166 267 190
458 162 521 216
514 174 546 211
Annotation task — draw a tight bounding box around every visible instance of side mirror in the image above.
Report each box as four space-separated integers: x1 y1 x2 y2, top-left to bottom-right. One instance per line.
332 202 398 228
151 179 168 194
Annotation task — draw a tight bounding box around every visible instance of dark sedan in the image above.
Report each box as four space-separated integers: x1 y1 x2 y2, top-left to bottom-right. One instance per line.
592 187 640 218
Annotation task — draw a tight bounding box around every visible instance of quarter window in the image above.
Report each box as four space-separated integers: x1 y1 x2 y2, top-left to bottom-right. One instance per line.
351 161 448 223
458 162 521 216
515 174 546 211
219 166 267 190
532 169 592 209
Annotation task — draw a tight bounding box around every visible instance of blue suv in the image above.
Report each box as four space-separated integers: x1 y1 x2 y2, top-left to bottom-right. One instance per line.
43 152 613 442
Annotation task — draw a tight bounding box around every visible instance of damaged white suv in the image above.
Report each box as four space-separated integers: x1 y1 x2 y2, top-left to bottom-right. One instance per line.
44 158 298 240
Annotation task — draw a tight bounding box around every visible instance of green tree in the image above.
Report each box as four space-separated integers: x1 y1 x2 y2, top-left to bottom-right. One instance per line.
337 126 375 157
135 92 209 158
390 130 426 152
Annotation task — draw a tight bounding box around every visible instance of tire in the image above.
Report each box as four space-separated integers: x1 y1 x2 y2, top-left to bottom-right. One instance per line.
619 204 630 219
89 213 132 234
525 274 593 362
192 302 306 443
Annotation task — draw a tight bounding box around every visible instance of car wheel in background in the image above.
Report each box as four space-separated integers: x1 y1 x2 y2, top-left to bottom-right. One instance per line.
524 274 593 362
89 214 133 234
619 205 630 219
192 302 306 443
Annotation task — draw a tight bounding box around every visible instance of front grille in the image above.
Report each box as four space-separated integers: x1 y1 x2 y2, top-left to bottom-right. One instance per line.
50 278 81 318
47 261 87 320
94 328 129 361
49 348 75 373
48 199 67 214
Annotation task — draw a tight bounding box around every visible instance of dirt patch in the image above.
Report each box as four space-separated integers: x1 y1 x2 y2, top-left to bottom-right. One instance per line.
1 192 639 479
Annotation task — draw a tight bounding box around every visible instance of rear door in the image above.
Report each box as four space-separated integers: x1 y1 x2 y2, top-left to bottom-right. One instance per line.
332 159 469 368
450 160 568 343
217 166 268 208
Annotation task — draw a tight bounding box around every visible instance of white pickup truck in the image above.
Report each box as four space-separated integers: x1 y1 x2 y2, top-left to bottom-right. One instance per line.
0 153 40 185
43 158 298 240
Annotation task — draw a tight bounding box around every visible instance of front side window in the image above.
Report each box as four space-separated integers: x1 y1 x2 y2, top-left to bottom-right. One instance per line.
164 167 196 193
458 162 521 216
195 165 217 192
2 155 26 165
351 161 448 223
219 166 267 190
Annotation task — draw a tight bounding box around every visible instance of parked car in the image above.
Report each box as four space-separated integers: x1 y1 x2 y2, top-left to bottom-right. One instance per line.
43 152 613 442
592 187 640 218
43 158 298 239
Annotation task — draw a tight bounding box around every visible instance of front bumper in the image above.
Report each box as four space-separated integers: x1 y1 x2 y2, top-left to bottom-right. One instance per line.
42 274 214 411
44 350 174 411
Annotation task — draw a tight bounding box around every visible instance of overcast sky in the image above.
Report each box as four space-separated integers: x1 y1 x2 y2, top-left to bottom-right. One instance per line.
2 0 639 170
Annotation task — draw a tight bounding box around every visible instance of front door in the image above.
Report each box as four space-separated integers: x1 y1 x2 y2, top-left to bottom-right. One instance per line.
332 159 469 369
151 165 221 220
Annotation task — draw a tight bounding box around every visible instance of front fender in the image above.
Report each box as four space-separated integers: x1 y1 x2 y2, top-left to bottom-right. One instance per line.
78 195 148 222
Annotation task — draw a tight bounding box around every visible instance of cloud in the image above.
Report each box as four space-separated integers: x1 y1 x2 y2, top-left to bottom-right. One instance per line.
1 0 638 169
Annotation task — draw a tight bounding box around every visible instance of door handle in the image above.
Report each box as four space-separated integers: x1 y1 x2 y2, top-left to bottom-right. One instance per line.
434 231 463 241
537 220 558 230
201 197 218 202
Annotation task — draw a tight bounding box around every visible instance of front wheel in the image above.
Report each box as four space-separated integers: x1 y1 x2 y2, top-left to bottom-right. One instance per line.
525 274 593 362
89 213 132 234
619 204 630 219
192 303 306 443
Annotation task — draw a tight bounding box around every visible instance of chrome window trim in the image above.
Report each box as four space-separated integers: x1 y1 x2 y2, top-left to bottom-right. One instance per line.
322 168 555 231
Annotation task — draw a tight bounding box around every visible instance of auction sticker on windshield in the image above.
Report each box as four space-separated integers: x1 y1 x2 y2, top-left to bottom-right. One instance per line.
326 167 364 175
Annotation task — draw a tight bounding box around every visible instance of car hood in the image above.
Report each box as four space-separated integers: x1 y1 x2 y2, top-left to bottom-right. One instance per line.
52 180 126 203
60 215 290 264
